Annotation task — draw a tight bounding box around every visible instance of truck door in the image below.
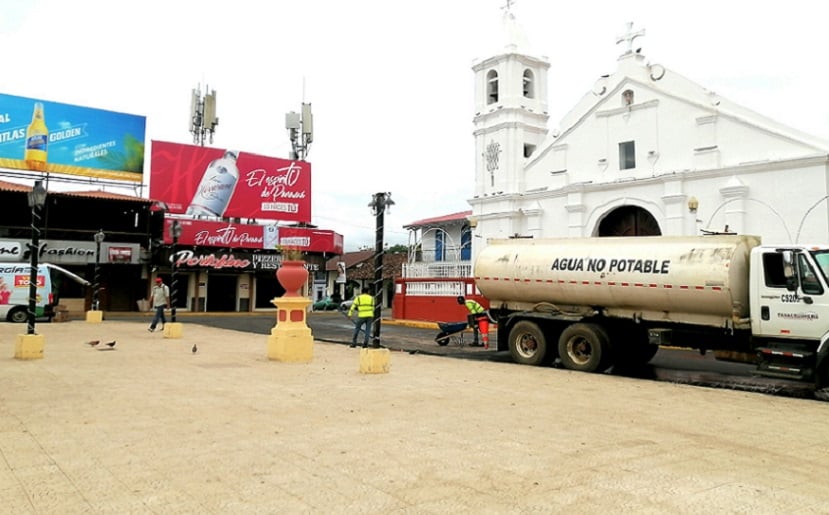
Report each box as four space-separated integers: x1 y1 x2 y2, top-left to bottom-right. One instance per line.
754 251 828 340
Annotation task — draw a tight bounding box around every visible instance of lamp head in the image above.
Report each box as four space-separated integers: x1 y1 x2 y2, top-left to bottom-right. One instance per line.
28 180 47 208
94 229 105 243
688 196 699 213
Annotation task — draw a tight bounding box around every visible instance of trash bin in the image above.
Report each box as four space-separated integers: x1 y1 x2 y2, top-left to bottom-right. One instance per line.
136 299 149 312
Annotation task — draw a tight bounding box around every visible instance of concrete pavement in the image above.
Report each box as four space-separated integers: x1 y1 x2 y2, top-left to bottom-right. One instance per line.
2 319 828 514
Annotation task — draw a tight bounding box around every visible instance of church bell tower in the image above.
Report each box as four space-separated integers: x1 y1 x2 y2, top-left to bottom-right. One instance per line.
472 2 550 199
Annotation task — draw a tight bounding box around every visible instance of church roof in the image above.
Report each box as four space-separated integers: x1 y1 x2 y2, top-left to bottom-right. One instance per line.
547 48 829 156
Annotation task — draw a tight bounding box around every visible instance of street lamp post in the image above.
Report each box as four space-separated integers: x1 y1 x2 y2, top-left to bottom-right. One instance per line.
92 229 105 311
170 220 182 323
26 181 47 335
368 192 394 349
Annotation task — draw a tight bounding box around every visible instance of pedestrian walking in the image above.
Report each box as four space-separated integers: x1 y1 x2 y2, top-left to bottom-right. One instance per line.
348 287 374 348
458 295 490 348
147 277 170 332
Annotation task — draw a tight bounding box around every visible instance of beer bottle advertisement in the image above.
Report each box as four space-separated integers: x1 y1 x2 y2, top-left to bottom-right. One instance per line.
0 92 146 182
24 102 48 171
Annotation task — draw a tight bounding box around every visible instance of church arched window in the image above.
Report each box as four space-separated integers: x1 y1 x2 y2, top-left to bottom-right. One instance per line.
523 69 535 98
622 89 634 106
487 70 499 104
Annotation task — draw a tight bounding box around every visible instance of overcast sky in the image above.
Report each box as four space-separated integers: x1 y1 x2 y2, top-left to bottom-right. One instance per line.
1 0 827 250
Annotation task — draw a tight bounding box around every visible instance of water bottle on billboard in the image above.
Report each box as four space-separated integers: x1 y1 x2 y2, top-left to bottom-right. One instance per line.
185 150 240 217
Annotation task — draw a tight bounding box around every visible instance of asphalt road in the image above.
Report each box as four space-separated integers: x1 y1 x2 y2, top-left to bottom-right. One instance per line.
109 310 817 400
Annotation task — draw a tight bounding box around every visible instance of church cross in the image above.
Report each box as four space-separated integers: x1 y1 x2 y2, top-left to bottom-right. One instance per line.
615 22 645 54
501 0 515 15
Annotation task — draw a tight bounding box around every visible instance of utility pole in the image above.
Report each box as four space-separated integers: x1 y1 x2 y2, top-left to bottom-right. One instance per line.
190 85 218 146
368 192 394 348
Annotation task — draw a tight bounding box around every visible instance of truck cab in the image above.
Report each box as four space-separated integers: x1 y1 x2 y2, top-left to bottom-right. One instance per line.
749 245 829 386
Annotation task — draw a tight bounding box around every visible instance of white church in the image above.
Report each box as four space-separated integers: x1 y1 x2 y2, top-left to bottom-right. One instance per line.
397 9 829 319
464 13 829 263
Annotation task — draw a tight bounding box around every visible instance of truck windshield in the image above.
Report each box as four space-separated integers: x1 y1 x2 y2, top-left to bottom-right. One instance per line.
810 250 829 283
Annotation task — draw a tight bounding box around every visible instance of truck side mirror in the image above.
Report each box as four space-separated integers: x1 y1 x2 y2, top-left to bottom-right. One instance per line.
781 251 798 291
782 250 795 278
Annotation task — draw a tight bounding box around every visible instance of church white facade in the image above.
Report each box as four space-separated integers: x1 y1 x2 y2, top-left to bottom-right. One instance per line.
469 15 829 263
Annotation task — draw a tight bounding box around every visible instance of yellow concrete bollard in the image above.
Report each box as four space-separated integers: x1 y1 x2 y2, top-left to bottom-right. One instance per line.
15 333 45 360
85 310 103 323
163 322 184 339
359 347 390 374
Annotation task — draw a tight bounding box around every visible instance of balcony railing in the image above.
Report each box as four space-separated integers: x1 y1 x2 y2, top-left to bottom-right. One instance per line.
403 281 466 296
402 261 472 278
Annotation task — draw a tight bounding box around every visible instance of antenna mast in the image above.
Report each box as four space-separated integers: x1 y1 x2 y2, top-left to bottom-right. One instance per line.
190 85 219 146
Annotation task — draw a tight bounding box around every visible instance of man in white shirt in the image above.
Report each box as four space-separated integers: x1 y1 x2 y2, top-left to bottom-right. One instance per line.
147 277 170 332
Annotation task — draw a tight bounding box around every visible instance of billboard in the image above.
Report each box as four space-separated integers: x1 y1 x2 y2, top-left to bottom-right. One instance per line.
0 92 146 181
151 141 312 222
162 218 343 254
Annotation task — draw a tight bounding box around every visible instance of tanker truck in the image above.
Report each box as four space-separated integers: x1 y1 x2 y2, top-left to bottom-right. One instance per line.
474 235 829 399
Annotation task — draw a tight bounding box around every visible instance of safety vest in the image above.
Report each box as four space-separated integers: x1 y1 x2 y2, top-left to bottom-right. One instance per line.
464 299 485 314
350 293 374 318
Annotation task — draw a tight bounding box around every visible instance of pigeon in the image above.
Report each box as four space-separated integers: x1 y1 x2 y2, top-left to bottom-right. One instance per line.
86 340 100 347
192 344 198 354
105 341 116 348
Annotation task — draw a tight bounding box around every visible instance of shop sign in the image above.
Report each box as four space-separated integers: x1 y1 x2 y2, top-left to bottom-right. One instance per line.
252 254 281 270
162 219 343 254
172 250 252 270
0 241 23 261
108 247 133 263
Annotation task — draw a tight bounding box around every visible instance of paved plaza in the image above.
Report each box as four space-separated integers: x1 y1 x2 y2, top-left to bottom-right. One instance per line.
1 319 828 514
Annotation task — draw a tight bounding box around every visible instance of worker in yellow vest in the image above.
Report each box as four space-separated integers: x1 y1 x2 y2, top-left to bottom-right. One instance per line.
457 296 490 348
348 287 374 348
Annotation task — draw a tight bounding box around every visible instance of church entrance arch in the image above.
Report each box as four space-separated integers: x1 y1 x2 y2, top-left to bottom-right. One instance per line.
597 205 661 237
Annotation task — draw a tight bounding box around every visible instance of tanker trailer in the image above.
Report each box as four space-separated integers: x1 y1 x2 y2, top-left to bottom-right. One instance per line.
475 235 829 398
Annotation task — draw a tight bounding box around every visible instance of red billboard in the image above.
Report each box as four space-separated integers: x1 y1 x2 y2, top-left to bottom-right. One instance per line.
150 140 311 222
163 218 343 254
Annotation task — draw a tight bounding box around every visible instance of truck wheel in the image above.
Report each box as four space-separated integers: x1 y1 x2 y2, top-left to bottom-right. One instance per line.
558 323 612 373
8 307 28 324
508 321 548 366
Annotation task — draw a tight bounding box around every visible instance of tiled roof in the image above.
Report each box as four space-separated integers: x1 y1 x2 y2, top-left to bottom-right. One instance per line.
0 180 152 203
324 249 408 280
0 179 32 193
403 210 472 229
324 250 374 271
55 190 152 203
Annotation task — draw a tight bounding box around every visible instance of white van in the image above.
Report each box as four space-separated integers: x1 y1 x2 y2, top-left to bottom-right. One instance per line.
0 263 89 323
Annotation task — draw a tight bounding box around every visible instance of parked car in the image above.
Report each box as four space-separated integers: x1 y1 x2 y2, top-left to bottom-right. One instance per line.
312 297 341 311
